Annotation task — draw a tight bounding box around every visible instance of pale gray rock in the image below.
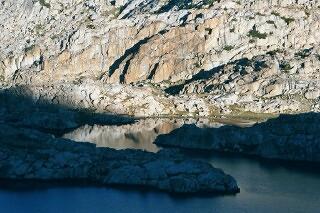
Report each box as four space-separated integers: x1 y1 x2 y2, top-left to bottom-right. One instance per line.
0 0 319 117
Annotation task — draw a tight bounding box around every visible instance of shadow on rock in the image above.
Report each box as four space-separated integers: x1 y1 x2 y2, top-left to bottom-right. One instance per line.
0 86 136 136
0 87 239 195
155 113 320 163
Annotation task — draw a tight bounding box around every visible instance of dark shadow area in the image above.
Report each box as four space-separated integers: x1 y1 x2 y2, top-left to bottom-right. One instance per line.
164 65 224 95
0 178 237 198
0 88 239 195
156 0 216 13
0 86 136 136
155 113 320 163
164 57 270 95
181 149 320 175
107 36 152 78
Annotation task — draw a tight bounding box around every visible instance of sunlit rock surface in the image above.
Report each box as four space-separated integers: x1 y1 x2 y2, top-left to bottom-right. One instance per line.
0 0 319 116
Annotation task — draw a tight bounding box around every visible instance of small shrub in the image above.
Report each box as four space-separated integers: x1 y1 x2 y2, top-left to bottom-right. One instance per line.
223 45 234 51
248 27 267 39
281 16 295 25
271 11 295 25
39 0 51 8
271 11 280 17
295 48 313 59
280 62 293 71
24 44 35 52
86 24 95 29
266 49 280 56
266 20 275 25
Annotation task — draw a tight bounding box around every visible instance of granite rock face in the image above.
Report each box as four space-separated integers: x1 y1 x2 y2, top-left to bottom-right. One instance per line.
155 113 320 162
0 0 319 116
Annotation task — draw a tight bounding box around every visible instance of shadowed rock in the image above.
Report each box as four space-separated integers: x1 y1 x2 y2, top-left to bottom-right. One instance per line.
0 91 239 195
0 124 239 194
155 113 320 162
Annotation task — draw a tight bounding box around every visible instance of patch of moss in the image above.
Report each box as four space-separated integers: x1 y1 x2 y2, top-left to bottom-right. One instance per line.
280 61 293 72
86 24 95 29
24 44 35 52
294 48 312 59
223 45 234 51
248 27 267 39
271 11 295 25
281 16 295 25
266 20 275 25
39 0 51 8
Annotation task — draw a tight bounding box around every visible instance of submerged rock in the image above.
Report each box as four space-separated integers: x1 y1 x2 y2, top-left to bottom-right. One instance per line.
155 113 320 162
0 124 239 194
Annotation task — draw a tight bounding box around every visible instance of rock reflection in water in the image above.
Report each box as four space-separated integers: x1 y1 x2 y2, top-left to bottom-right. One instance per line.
62 119 177 152
63 118 252 152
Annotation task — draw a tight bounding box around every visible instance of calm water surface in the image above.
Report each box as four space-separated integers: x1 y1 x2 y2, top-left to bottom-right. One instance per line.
1 118 319 213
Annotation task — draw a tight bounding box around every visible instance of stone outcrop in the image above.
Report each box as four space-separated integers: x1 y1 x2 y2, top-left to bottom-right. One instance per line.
0 123 239 194
0 91 239 194
0 0 319 116
155 113 320 162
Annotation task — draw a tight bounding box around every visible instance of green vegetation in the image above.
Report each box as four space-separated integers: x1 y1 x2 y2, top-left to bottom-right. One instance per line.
266 20 275 25
24 44 35 52
34 24 44 35
266 49 281 56
203 0 218 6
281 16 295 25
223 45 234 51
38 0 51 8
248 27 267 39
227 104 277 122
256 12 265 16
194 61 202 68
271 11 280 17
157 0 219 12
280 61 293 72
86 24 95 29
295 48 312 59
271 11 295 25
111 6 124 18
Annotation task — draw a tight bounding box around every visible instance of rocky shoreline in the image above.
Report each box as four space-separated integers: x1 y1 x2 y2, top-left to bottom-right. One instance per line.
1 0 320 196
0 124 239 194
0 91 239 195
155 113 320 163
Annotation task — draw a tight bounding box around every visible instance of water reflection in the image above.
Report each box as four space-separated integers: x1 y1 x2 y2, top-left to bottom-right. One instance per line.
2 117 320 213
63 117 255 152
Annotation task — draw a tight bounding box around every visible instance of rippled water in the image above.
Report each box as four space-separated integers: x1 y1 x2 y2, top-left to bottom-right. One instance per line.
1 118 319 213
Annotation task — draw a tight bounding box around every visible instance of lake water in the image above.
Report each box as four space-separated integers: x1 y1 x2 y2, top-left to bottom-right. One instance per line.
0 118 319 213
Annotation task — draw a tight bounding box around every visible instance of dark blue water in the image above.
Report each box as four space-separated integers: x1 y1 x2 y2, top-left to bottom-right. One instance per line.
1 154 319 213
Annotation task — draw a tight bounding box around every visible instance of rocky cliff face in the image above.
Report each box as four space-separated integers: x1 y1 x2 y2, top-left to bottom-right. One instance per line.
1 0 320 116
